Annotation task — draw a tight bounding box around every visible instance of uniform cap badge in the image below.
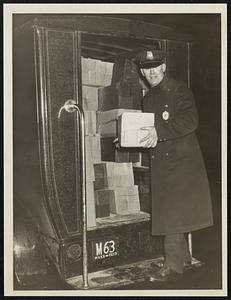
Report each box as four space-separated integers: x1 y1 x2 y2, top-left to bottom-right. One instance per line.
146 51 154 60
162 111 170 121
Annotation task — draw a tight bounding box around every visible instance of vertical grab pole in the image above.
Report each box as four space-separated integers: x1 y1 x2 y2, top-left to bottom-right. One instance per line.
187 42 193 263
74 31 89 288
188 232 192 258
58 31 88 288
73 104 89 289
58 101 89 288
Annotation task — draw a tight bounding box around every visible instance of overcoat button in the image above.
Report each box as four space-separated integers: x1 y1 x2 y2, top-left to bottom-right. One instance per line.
166 153 169 156
151 155 155 159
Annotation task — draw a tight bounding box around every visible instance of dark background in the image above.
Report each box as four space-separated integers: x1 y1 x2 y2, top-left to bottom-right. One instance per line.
13 13 223 289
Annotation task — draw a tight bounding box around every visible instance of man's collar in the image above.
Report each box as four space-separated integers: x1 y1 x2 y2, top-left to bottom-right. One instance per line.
151 75 168 90
158 75 169 88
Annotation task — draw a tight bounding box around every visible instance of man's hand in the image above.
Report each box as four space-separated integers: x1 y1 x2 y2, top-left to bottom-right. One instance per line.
140 126 158 148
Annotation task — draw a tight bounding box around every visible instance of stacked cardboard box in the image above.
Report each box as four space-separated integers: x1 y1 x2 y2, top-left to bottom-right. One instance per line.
94 162 140 216
95 190 110 218
111 59 140 85
84 111 97 135
96 58 145 167
82 57 113 87
81 58 113 224
85 134 101 224
82 58 113 110
86 134 101 163
96 186 140 215
81 58 148 221
97 109 141 138
94 162 134 190
133 167 151 213
97 109 141 165
82 85 99 111
85 134 101 181
86 180 97 228
98 82 142 112
109 186 140 215
118 112 155 148
100 137 140 164
98 59 143 111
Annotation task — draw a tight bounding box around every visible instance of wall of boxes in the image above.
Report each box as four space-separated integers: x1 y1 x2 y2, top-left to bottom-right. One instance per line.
81 57 150 228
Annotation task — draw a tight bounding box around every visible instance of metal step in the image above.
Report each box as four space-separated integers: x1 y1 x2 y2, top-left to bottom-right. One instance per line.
66 256 203 290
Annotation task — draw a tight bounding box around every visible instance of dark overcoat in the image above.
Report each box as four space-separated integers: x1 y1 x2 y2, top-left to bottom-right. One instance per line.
142 76 213 235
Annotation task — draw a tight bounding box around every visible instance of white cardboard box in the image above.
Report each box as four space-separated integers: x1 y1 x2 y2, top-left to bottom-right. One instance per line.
109 186 140 215
98 109 141 137
85 111 97 135
82 85 99 111
85 134 101 163
118 112 155 147
81 58 113 86
94 162 134 190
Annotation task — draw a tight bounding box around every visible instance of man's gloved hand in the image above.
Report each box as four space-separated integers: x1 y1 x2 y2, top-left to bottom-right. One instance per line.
139 126 158 148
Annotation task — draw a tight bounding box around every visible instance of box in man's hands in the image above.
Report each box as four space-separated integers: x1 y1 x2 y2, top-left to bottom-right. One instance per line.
118 112 155 147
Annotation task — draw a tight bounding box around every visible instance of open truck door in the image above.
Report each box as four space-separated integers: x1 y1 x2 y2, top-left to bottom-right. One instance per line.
13 16 201 289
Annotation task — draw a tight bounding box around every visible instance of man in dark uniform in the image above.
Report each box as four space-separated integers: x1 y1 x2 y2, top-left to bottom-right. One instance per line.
136 50 214 281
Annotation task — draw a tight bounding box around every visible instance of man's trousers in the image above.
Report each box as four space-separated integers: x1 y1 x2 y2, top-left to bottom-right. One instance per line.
164 233 191 274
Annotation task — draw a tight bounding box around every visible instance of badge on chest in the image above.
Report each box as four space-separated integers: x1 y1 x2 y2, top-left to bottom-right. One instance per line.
162 110 170 121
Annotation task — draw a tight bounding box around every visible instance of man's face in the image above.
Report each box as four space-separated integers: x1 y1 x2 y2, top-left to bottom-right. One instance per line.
141 63 166 87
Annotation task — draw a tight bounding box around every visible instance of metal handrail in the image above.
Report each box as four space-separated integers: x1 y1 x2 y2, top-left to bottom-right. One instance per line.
58 99 89 289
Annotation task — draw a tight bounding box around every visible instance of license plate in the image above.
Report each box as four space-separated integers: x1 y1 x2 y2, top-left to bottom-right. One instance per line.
92 237 119 260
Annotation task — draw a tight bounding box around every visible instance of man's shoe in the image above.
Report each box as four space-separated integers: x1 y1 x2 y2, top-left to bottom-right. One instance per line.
149 266 182 282
150 260 164 269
